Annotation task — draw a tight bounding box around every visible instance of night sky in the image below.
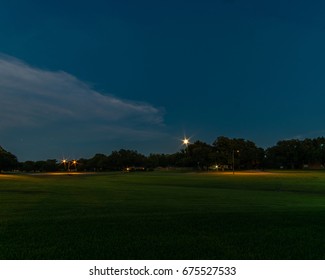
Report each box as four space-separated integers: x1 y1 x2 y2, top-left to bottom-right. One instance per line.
1 0 325 161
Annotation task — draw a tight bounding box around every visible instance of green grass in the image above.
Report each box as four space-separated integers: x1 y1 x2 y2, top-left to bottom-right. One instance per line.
1 170 325 259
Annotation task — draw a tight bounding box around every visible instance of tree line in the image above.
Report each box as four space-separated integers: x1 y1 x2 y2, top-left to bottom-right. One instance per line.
1 136 325 172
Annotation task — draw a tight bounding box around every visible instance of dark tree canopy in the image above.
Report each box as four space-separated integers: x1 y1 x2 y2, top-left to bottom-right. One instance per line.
3 135 325 172
0 146 18 171
213 136 264 169
266 137 325 169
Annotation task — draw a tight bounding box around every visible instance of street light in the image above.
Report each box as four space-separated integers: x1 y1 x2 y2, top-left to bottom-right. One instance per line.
232 149 239 175
61 159 78 172
182 137 190 147
61 159 68 171
72 160 78 170
181 137 191 155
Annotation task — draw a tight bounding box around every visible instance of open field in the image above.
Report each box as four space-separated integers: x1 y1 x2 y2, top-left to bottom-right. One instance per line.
1 170 325 259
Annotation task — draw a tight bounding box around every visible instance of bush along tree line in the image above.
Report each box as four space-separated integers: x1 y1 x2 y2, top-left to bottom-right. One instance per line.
1 136 325 172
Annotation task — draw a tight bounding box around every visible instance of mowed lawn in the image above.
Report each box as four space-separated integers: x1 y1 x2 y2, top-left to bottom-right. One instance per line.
1 171 325 259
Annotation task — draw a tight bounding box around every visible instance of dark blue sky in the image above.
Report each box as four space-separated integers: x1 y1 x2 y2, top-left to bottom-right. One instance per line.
1 0 325 160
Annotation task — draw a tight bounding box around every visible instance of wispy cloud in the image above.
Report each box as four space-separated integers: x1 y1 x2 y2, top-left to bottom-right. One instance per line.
291 130 325 140
0 54 166 160
0 54 163 128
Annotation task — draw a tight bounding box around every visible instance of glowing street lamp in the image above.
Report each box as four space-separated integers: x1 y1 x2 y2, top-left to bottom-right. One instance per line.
61 159 68 170
182 137 190 147
61 159 78 172
72 160 78 170
181 137 190 154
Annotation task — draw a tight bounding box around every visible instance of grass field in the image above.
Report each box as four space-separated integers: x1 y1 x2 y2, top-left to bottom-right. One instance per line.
1 170 325 260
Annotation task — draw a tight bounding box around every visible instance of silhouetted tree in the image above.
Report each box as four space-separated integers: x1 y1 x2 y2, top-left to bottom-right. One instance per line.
87 154 109 171
187 141 215 170
212 137 263 169
0 146 18 171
